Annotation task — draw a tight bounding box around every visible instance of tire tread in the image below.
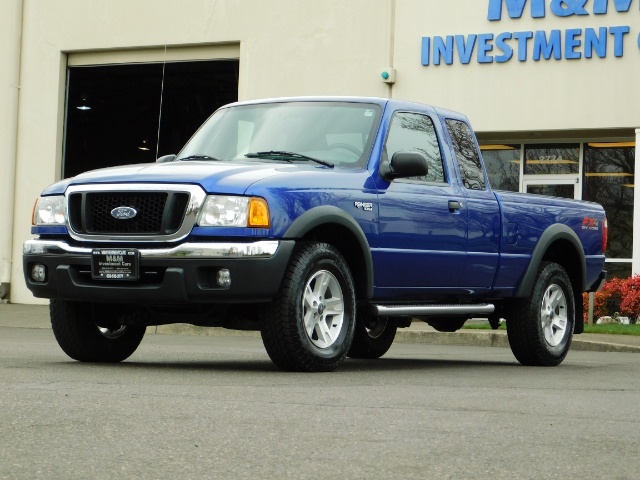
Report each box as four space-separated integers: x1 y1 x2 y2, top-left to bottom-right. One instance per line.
260 242 355 372
507 261 574 367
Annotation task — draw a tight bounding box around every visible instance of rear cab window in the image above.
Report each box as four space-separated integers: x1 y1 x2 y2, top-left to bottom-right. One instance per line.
445 119 486 190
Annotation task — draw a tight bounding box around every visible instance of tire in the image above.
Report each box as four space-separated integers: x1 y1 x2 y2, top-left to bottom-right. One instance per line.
260 242 356 372
507 261 575 366
50 299 146 363
348 315 397 359
425 317 467 332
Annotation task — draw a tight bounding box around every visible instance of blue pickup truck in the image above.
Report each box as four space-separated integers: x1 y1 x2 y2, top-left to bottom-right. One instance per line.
23 97 607 371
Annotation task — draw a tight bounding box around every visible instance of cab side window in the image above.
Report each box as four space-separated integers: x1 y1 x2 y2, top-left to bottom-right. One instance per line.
385 112 445 183
445 119 486 190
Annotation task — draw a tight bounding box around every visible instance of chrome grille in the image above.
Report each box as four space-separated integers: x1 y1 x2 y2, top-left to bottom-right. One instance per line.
65 184 207 242
68 189 191 236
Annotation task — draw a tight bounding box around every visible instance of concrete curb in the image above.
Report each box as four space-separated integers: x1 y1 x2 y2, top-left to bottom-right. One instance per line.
568 339 640 354
152 323 640 354
395 329 640 354
2 304 640 354
395 329 509 348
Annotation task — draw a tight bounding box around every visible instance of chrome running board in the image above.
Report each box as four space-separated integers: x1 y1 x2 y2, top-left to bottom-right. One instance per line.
370 303 495 317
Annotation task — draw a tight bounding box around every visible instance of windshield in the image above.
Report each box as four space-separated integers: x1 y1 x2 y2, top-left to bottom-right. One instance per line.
177 101 382 168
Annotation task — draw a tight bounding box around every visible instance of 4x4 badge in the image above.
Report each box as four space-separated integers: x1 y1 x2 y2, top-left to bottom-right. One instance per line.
111 206 138 220
354 202 373 212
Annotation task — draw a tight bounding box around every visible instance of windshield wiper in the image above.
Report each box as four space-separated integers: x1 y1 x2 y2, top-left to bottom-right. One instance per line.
178 154 223 162
245 151 334 168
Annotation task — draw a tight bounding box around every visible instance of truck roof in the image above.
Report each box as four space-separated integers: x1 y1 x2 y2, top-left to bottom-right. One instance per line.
221 96 470 123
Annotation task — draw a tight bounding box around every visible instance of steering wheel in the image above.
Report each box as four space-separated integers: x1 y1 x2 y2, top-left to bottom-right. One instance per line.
328 143 362 156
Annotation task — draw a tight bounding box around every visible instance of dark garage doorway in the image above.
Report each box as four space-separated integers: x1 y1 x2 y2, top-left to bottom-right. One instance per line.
63 59 239 178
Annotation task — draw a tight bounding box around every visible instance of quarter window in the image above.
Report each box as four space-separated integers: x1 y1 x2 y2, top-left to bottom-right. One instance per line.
445 119 486 190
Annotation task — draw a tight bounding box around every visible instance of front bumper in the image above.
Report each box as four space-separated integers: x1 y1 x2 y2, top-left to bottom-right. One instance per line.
23 239 294 304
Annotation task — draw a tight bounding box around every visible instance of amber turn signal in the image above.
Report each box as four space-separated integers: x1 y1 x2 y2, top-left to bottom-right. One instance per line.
248 197 270 228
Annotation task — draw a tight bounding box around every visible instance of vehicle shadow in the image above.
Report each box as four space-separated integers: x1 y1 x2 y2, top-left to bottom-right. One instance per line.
52 356 521 373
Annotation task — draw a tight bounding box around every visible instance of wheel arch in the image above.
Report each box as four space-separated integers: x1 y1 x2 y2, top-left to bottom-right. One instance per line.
284 206 374 300
516 224 586 299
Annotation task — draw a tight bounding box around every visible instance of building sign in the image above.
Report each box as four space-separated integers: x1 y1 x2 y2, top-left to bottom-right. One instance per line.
421 0 639 65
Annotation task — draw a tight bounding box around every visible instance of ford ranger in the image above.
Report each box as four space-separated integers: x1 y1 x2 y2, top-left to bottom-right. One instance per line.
23 97 607 371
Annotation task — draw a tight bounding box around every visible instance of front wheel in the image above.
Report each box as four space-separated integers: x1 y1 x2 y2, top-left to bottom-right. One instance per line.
50 300 146 362
260 242 356 372
507 262 575 366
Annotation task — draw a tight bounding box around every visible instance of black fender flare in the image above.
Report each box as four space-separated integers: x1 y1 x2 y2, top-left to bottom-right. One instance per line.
515 223 586 298
283 206 374 298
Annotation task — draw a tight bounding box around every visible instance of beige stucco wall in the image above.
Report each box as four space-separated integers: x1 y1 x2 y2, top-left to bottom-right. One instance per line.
9 0 394 303
7 0 640 303
0 0 22 299
392 0 640 131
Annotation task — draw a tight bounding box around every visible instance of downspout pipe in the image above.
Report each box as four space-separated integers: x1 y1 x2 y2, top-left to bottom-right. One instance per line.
0 0 24 300
633 128 640 275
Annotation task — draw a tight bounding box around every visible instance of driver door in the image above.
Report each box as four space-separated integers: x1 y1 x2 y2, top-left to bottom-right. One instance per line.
374 110 468 298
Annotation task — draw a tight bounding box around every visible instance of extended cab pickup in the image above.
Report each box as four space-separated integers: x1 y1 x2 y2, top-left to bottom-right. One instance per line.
23 97 607 371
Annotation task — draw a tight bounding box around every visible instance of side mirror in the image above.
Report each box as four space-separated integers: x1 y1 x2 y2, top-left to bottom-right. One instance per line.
156 154 177 163
380 151 428 181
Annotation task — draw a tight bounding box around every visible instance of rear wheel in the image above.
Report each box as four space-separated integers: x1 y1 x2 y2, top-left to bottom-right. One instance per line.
507 262 575 366
50 300 145 362
260 242 356 372
348 314 397 359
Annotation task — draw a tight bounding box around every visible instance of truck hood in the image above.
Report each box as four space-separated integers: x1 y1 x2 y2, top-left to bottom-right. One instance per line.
53 160 323 195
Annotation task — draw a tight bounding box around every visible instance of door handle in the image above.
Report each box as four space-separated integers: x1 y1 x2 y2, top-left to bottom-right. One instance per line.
448 200 462 213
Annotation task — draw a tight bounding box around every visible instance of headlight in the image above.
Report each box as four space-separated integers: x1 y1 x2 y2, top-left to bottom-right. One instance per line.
197 195 270 228
32 196 66 226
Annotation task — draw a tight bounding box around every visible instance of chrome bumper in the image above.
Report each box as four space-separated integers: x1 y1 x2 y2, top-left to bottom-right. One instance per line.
23 239 280 259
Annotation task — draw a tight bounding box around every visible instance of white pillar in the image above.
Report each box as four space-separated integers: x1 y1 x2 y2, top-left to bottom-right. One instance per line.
632 128 640 275
0 0 24 300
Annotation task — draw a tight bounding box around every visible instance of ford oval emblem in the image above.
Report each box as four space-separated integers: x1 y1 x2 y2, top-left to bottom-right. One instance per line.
111 206 138 220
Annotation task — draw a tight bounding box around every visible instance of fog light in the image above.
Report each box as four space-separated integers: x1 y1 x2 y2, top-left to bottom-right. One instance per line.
31 264 46 282
217 269 231 287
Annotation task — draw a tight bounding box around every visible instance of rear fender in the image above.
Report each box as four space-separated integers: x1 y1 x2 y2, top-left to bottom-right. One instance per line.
515 224 586 334
516 224 586 297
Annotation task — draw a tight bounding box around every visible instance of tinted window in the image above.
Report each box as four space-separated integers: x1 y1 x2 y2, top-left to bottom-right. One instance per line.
583 144 635 260
180 102 381 169
481 145 521 192
445 119 486 190
524 144 579 175
384 112 445 183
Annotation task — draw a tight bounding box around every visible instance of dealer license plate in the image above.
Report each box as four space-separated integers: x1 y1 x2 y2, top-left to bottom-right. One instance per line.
91 249 139 281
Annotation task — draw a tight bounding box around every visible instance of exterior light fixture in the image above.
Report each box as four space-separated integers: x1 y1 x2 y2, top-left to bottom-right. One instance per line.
77 93 91 111
381 67 396 84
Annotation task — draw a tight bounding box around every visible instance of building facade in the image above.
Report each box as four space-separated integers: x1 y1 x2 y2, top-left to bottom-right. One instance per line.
1 0 639 304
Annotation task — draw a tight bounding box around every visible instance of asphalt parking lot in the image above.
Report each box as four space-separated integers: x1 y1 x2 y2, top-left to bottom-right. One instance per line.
2 304 640 479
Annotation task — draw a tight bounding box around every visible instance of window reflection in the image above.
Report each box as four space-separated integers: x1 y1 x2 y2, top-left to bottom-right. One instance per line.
526 184 575 198
524 144 579 175
481 145 520 192
583 145 635 260
604 262 632 279
445 119 485 190
385 112 445 183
